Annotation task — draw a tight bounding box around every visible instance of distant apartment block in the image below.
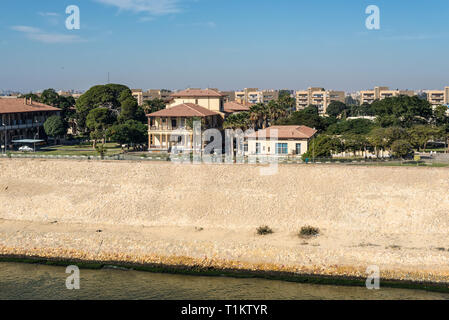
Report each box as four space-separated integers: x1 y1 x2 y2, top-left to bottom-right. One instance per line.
359 87 416 105
295 88 345 114
57 90 83 99
425 87 449 105
235 88 279 105
132 89 172 106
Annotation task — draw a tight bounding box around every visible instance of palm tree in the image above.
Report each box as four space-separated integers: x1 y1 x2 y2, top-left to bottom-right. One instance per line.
224 112 251 130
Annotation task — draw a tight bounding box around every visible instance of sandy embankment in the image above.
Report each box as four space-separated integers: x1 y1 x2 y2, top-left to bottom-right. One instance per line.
1 159 449 283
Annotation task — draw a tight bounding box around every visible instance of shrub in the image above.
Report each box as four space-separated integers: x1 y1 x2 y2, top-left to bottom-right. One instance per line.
257 226 273 236
299 226 320 238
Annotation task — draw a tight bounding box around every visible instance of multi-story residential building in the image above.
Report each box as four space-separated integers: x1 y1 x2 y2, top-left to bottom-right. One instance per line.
167 89 225 115
359 87 416 105
0 98 60 150
246 125 317 157
235 88 279 105
147 103 222 152
132 89 172 106
220 91 236 103
295 88 345 114
425 87 449 106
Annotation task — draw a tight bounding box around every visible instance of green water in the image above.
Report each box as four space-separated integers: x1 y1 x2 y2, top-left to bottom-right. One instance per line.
0 262 448 300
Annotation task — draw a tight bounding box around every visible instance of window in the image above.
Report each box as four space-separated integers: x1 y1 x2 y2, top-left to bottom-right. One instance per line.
171 119 177 128
256 143 261 154
276 143 288 155
296 143 302 155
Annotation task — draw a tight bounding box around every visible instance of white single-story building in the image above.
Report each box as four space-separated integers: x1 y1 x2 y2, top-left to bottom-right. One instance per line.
246 125 317 156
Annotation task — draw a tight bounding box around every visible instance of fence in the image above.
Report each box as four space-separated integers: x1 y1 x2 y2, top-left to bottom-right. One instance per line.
0 152 408 165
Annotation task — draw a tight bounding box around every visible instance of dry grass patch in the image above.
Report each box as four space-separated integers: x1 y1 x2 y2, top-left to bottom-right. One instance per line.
256 226 273 236
298 226 320 239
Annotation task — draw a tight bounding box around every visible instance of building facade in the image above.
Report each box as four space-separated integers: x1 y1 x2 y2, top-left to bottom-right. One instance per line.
0 98 60 150
425 87 449 105
147 103 222 152
295 88 345 114
235 88 279 105
359 87 416 105
246 125 317 157
132 89 172 106
167 89 225 115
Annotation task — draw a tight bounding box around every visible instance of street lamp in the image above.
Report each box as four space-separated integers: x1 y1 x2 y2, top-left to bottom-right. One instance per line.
1 121 6 155
34 132 39 152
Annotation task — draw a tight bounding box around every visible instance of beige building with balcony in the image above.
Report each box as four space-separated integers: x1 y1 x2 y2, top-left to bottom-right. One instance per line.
147 103 222 152
167 89 225 115
235 88 279 105
426 87 449 105
359 87 416 105
246 125 317 157
295 88 345 114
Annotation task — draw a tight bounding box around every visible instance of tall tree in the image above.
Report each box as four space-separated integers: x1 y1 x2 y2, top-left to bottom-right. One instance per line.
391 140 413 158
86 107 116 147
372 95 432 127
40 89 60 107
142 98 166 114
43 116 66 144
118 97 146 123
433 105 449 126
407 125 440 151
107 120 148 149
75 84 132 131
326 101 348 118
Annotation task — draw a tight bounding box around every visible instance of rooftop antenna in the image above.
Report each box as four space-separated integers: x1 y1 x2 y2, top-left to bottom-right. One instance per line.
107 72 110 84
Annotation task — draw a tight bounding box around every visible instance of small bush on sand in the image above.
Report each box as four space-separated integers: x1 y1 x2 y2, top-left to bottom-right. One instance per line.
299 226 320 238
257 226 273 236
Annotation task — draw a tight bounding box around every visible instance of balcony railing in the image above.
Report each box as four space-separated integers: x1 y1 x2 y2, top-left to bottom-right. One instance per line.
149 125 192 131
0 122 44 131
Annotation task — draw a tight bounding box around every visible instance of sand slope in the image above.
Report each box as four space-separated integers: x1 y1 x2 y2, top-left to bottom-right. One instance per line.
1 159 449 282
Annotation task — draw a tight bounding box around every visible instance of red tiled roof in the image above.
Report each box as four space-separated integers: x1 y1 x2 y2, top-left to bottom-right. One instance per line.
223 101 250 113
147 103 220 118
247 125 317 140
0 98 61 114
171 89 224 98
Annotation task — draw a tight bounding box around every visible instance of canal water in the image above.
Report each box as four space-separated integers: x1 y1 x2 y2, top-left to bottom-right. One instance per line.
0 262 448 300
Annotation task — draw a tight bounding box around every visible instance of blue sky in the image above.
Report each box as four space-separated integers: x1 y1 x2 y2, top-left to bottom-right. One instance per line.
0 0 448 92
